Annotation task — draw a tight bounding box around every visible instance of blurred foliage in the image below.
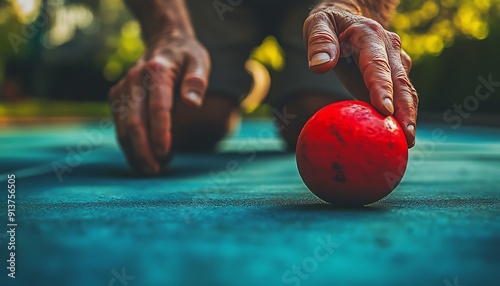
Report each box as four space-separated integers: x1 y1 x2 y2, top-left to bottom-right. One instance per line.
392 0 500 61
0 99 109 117
0 0 499 117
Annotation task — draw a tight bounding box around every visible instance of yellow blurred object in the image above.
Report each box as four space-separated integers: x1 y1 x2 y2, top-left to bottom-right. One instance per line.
0 8 11 24
474 0 492 11
103 20 144 81
0 105 7 117
241 36 285 113
46 4 94 47
241 59 271 113
9 0 41 24
103 61 123 81
250 36 285 71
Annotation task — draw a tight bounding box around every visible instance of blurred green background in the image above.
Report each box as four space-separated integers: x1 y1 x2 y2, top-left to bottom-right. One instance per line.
0 0 499 118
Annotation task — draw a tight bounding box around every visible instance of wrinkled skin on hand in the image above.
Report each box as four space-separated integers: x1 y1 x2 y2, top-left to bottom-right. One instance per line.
304 5 418 148
108 34 210 174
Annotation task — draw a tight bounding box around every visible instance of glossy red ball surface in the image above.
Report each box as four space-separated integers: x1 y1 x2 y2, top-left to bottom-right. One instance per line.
296 100 408 206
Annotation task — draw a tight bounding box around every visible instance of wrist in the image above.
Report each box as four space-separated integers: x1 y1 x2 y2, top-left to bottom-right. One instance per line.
126 0 195 44
315 0 398 27
314 0 361 16
141 15 195 45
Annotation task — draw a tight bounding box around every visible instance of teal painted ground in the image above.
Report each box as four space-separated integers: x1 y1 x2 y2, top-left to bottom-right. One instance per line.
0 119 499 286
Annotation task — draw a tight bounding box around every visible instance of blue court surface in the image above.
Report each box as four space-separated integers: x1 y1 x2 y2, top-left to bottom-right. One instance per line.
0 119 499 286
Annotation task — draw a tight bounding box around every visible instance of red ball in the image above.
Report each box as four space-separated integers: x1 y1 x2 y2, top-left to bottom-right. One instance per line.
296 100 408 206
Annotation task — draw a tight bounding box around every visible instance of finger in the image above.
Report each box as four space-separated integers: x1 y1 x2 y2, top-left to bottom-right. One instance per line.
144 58 174 160
303 11 341 74
401 49 412 74
340 23 394 116
108 79 139 167
180 49 210 107
387 33 418 148
118 136 140 170
108 78 127 130
125 67 160 174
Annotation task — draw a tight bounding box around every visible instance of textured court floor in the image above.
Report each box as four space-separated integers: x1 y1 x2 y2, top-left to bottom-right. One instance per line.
0 119 499 286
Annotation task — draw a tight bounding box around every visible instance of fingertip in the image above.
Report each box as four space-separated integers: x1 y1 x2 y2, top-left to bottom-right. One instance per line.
181 73 207 108
306 22 340 73
183 91 203 107
309 52 332 67
370 84 394 117
383 97 395 115
308 47 338 74
153 145 169 159
406 124 416 148
152 134 172 159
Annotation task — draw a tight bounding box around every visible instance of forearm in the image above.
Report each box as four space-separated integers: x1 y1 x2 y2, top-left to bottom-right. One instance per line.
124 0 194 43
317 0 399 27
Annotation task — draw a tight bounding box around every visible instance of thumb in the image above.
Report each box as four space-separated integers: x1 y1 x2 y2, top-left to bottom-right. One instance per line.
303 12 340 74
181 53 210 107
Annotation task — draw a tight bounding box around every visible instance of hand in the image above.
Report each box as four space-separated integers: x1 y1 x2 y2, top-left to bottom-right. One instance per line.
304 5 418 148
108 34 210 174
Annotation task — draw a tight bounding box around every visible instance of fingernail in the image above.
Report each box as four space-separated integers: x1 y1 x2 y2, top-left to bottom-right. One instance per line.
187 91 201 105
383 98 394 114
309 52 331 67
407 124 415 135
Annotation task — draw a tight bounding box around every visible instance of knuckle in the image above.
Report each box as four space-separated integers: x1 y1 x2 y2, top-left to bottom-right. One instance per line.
198 47 211 68
308 31 336 46
304 12 327 28
145 58 169 73
185 51 207 69
387 32 402 49
394 73 410 86
366 55 391 73
412 89 420 106
405 56 413 66
374 78 393 92
149 100 167 114
402 53 413 72
394 74 419 107
131 85 146 97
183 74 208 92
304 12 330 39
126 67 141 82
363 18 384 34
